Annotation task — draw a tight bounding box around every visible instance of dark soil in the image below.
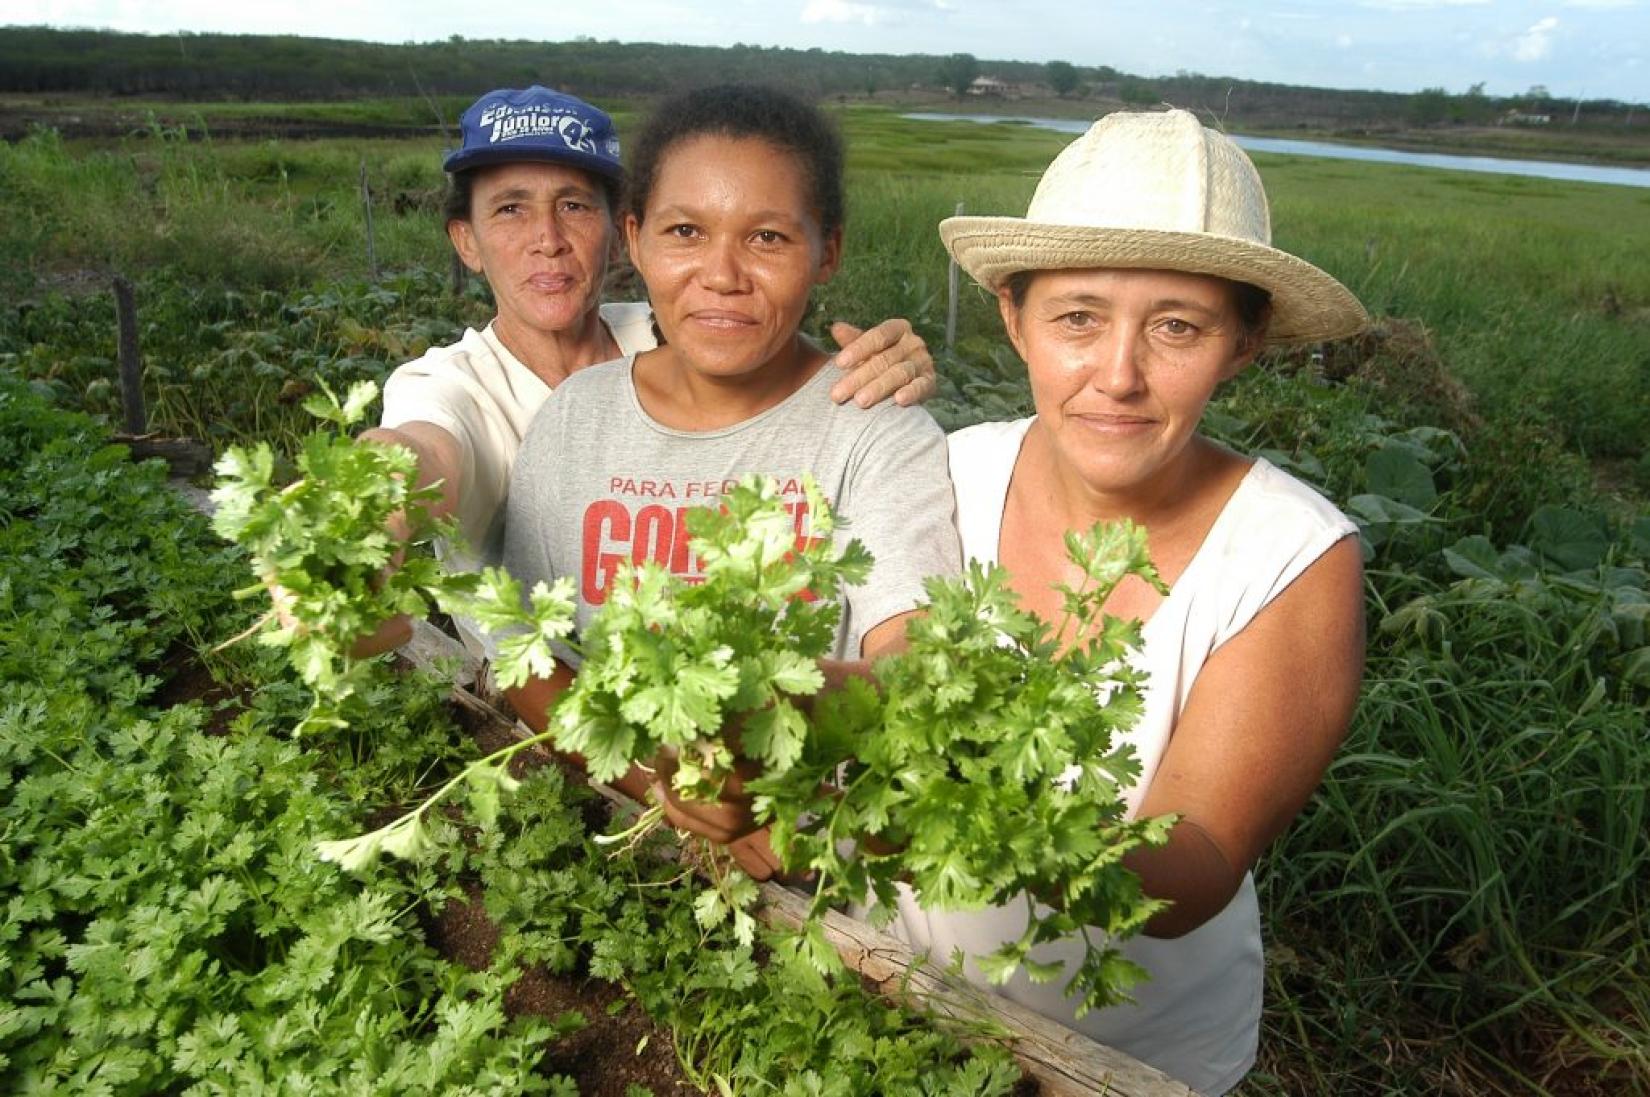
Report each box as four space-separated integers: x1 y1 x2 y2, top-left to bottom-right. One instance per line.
148 646 248 735
431 883 691 1097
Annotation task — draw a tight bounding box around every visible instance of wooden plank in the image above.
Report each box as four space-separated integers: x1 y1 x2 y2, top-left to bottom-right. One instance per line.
756 884 1190 1097
114 435 214 478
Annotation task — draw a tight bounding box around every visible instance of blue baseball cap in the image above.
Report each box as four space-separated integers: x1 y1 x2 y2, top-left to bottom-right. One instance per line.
443 86 622 180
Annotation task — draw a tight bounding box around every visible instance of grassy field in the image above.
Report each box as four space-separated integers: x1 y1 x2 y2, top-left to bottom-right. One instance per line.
2 103 1648 1094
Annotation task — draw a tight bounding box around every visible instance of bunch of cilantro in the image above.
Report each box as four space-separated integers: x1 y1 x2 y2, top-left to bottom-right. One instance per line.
750 524 1176 1015
210 379 461 734
554 476 870 799
210 379 575 736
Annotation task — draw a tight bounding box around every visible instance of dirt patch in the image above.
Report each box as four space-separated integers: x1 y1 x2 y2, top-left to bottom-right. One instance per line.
431 883 691 1097
148 648 247 735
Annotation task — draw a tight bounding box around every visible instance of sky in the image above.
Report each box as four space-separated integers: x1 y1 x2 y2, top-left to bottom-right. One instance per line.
12 0 1650 103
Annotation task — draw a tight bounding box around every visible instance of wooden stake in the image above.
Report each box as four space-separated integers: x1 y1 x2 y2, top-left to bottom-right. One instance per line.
360 160 379 282
113 275 147 435
946 200 963 351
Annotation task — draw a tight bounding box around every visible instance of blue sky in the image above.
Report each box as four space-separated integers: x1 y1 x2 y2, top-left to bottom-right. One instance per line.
13 0 1649 102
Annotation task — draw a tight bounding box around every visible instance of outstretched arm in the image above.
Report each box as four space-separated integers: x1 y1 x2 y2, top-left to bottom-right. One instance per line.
258 420 466 657
339 422 467 656
828 319 938 408
1126 535 1366 938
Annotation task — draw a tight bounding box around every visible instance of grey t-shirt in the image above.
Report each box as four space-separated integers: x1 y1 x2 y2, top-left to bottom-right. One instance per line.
503 355 960 660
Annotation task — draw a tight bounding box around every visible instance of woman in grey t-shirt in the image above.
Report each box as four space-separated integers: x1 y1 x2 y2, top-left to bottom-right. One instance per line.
501 85 960 869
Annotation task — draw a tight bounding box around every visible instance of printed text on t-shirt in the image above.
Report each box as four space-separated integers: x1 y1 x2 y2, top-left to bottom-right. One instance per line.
581 476 822 605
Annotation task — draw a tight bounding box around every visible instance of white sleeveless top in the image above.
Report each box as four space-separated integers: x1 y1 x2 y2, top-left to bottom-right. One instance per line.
884 418 1358 1096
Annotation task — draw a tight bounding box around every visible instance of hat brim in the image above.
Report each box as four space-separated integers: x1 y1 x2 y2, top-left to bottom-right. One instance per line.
940 216 1368 345
443 143 624 181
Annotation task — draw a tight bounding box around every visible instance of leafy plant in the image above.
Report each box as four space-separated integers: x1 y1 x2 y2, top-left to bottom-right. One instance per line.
210 378 506 734
753 523 1174 1015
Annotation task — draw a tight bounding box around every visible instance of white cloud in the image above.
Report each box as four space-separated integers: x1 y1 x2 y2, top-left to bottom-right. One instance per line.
801 0 884 24
1512 16 1559 61
1336 33 1354 47
1561 0 1638 7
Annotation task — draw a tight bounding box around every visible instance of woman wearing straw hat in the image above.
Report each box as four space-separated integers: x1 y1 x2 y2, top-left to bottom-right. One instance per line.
891 109 1370 1093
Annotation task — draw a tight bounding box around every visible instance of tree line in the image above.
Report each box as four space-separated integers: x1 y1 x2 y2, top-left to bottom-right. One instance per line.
2 26 1642 130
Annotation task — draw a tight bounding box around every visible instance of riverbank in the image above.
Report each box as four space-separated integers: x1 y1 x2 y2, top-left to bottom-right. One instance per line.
7 89 1647 169
863 89 1650 168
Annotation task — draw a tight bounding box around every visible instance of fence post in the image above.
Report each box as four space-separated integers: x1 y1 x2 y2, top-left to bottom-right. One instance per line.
945 200 963 351
360 160 379 282
112 275 147 435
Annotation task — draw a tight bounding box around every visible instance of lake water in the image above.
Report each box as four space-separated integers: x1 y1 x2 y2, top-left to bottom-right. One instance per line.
901 112 1650 189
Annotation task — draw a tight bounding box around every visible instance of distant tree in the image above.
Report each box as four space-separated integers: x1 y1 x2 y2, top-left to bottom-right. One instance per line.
1046 60 1079 97
1465 81 1486 98
1119 81 1158 106
1409 86 1450 126
941 52 979 97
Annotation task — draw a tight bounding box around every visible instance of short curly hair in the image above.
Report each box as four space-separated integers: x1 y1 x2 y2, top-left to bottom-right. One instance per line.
624 84 845 239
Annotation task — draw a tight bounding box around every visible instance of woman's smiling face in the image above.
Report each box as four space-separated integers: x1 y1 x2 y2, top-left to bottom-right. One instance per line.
1001 267 1262 497
624 134 841 382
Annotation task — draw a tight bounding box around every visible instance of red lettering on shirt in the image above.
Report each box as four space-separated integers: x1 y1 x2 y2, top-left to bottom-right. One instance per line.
582 500 631 605
575 479 828 604
632 505 674 568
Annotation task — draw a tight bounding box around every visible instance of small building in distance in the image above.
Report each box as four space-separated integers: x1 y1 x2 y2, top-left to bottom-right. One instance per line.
967 75 1038 99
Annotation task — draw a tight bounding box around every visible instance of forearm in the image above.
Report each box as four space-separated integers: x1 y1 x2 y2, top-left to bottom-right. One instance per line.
503 670 655 804
358 424 464 528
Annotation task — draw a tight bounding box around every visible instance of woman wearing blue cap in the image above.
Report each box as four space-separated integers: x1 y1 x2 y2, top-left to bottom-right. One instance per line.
353 86 937 656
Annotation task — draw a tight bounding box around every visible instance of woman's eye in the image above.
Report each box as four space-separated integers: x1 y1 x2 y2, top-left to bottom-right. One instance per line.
666 224 698 239
1057 311 1095 330
1158 318 1197 337
752 230 785 245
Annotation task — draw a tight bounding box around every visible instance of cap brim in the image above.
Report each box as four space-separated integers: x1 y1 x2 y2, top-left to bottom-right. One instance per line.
443 143 623 181
940 216 1368 345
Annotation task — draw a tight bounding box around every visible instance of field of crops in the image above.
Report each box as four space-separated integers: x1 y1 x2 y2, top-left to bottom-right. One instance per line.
2 104 1647 1094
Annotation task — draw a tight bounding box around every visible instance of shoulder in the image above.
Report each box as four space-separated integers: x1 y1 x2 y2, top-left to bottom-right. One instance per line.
379 328 502 432
946 417 1033 470
525 355 632 442
799 364 946 448
551 354 633 400
599 302 658 356
385 327 497 386
1221 457 1358 553
1188 457 1361 647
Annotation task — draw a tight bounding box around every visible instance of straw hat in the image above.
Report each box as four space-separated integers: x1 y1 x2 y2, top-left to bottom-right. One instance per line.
940 109 1368 344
